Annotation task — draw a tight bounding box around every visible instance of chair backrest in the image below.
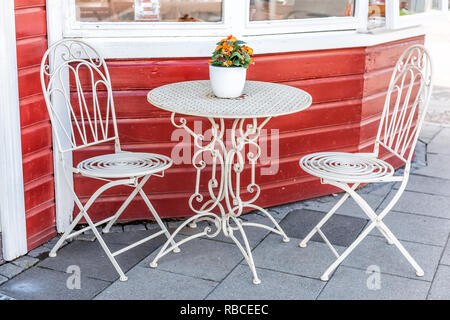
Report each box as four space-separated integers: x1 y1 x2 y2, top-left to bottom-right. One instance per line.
40 39 120 155
375 45 433 165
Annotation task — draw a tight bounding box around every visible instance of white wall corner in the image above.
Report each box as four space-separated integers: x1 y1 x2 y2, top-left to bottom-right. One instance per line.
47 0 74 233
0 0 28 260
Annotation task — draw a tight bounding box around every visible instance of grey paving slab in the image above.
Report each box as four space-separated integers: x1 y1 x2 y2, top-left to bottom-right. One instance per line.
123 223 147 232
0 292 14 300
0 275 7 286
101 229 169 246
341 235 442 282
252 234 346 280
140 237 246 282
370 210 450 247
38 236 164 282
396 174 450 197
207 264 325 300
301 192 386 219
269 202 304 219
178 215 271 249
427 265 450 300
379 189 450 219
414 153 450 180
427 128 450 155
27 246 51 259
42 236 69 249
12 256 39 269
107 225 124 233
0 263 24 279
95 266 217 300
0 266 109 300
318 266 430 300
419 123 442 145
440 238 450 265
279 209 368 247
358 182 396 197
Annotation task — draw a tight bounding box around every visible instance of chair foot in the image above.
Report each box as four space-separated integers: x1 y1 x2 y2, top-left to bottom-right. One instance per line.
119 276 128 282
416 270 424 277
49 252 57 258
173 247 181 253
282 237 290 243
299 242 307 248
149 261 158 268
320 275 329 282
189 222 197 229
253 278 261 285
102 228 110 234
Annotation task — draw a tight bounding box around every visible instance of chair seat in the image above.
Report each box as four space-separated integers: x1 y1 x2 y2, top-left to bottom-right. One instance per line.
300 152 395 183
77 152 172 178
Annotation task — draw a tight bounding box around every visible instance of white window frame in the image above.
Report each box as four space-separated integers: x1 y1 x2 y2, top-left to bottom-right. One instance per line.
386 0 449 29
244 0 367 35
64 0 233 38
63 0 367 38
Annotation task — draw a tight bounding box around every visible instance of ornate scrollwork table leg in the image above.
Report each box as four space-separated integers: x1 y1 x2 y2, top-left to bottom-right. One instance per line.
150 114 289 284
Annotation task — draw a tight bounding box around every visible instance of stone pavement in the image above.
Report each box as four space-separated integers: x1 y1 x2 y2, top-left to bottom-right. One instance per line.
0 123 449 300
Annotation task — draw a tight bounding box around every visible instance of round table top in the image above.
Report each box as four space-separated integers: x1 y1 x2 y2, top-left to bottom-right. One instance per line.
147 80 312 119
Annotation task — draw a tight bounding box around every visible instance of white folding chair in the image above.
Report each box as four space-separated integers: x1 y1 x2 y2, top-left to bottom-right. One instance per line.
40 39 179 281
298 45 433 281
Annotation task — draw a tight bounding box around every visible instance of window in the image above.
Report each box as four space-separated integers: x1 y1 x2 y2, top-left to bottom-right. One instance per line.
64 0 365 37
249 0 355 22
75 0 223 23
387 0 449 29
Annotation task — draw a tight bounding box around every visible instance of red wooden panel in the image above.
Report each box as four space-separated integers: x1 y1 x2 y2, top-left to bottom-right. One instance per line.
26 203 56 251
73 48 365 92
248 48 366 82
20 94 49 128
17 66 42 99
365 36 425 72
21 121 52 156
24 175 55 211
22 149 54 184
16 36 48 69
14 7 47 40
15 0 46 9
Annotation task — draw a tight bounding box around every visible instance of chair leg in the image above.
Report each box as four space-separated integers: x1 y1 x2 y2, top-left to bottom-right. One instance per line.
49 212 85 257
299 183 359 248
139 189 180 253
82 210 128 281
103 176 150 233
318 180 423 281
320 221 377 281
377 221 424 276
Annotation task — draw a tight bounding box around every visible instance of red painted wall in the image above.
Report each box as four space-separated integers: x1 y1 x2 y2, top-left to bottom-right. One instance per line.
15 0 56 250
71 35 425 223
10 1 424 251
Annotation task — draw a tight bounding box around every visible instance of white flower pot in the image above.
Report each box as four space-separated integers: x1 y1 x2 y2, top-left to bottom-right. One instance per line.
209 65 247 98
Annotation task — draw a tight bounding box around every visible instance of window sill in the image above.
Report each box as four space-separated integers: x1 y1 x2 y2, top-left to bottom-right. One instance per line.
79 26 425 59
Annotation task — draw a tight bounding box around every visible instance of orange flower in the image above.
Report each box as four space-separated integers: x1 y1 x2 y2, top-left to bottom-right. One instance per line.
226 35 237 42
208 59 212 64
215 45 222 51
222 60 232 67
221 42 233 55
243 46 253 55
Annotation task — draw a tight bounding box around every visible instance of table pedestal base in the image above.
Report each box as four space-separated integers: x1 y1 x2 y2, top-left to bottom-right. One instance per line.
149 204 289 285
149 115 290 284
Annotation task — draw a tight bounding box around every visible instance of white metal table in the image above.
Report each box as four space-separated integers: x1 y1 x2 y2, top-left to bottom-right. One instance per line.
147 80 312 284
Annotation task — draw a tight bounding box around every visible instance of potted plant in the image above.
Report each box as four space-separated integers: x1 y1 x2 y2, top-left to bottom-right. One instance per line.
208 35 254 98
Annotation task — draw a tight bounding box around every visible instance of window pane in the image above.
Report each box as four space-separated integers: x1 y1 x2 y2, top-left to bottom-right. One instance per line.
75 0 223 22
249 0 355 22
368 0 385 29
400 0 442 15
